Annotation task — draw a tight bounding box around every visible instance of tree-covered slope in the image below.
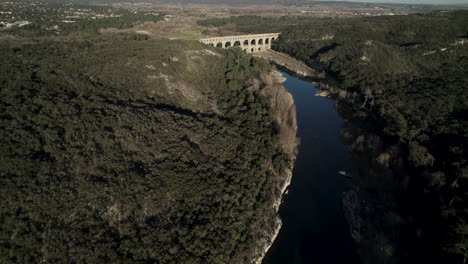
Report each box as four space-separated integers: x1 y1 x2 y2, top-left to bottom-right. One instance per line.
0 37 296 263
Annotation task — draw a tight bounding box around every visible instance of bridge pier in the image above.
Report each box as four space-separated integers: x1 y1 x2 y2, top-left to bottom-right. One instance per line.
199 33 280 53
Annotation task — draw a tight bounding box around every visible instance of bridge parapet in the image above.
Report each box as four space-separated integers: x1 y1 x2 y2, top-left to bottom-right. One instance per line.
199 33 280 53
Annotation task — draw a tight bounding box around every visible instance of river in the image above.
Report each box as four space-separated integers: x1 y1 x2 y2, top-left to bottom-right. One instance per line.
264 71 359 264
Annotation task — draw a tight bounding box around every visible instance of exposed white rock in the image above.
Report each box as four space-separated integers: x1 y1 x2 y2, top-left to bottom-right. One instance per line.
203 49 221 57
254 217 282 264
321 34 335 40
272 70 287 83
423 51 436 56
451 39 466 46
136 30 151 35
273 169 293 212
315 90 330 97
158 73 170 82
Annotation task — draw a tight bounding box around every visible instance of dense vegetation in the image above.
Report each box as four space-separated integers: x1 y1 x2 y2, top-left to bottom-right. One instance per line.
0 27 295 263
201 11 468 263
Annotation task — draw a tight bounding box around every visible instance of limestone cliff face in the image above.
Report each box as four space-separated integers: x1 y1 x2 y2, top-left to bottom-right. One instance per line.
243 70 298 264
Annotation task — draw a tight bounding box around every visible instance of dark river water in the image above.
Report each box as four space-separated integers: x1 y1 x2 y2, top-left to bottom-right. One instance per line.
264 71 360 264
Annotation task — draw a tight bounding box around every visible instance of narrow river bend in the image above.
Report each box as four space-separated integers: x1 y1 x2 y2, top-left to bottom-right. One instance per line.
264 71 359 264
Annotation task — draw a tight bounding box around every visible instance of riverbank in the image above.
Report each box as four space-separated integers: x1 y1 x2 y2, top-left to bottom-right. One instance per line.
255 50 324 79
254 50 340 97
250 70 298 264
254 168 294 264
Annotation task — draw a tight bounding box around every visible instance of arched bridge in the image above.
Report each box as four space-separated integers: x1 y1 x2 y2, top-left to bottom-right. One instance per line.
199 33 280 53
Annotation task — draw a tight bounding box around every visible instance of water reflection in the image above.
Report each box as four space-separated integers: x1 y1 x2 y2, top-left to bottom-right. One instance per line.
264 71 358 264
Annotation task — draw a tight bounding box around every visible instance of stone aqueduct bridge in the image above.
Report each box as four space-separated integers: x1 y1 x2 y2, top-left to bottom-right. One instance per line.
199 33 280 53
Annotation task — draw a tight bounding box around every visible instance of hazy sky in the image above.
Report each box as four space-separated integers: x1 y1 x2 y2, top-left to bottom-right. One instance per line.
323 0 468 4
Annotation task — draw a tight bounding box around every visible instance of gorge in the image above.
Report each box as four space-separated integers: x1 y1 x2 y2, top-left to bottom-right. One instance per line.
1 3 466 264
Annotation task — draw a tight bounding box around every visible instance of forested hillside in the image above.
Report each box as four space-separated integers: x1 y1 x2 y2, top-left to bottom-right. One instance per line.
0 34 297 263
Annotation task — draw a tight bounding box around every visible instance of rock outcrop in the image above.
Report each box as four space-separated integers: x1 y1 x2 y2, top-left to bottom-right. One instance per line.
248 70 298 264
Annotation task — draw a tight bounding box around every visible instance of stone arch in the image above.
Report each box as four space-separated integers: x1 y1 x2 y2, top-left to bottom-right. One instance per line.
271 37 275 42
225 42 231 48
243 40 249 46
216 42 223 48
251 48 254 52
258 47 262 51
265 38 269 44
251 39 256 45
243 48 247 52
234 41 241 47
258 39 263 45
